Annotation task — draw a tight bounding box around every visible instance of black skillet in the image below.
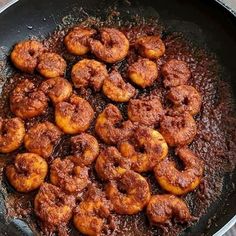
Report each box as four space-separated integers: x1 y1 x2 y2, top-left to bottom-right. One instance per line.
0 0 235 235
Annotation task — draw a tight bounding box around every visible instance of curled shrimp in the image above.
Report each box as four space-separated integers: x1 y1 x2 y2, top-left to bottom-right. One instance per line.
89 28 129 63
119 127 168 172
34 183 75 233
24 121 62 159
64 27 96 55
160 112 197 147
10 40 45 73
167 85 202 115
55 94 94 134
136 36 165 59
50 157 90 193
71 59 108 91
154 147 204 195
128 58 158 88
37 52 67 78
95 104 135 144
146 194 193 224
162 59 191 87
103 70 136 102
106 170 151 215
95 147 130 181
6 153 48 192
128 96 164 126
40 77 72 104
10 79 48 119
70 133 99 166
73 185 112 236
0 117 25 153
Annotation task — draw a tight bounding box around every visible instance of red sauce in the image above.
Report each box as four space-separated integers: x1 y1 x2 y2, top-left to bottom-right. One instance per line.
0 10 235 236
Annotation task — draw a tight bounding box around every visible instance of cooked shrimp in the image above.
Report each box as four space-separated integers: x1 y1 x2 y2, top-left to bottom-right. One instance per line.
37 52 67 78
128 58 158 88
167 85 202 115
95 104 135 144
162 59 191 87
50 158 90 193
102 70 136 102
128 96 164 126
95 147 130 181
89 28 129 63
40 77 72 104
64 27 96 55
160 112 197 146
34 183 75 232
0 117 25 153
6 153 48 192
136 36 165 59
10 79 48 119
154 147 204 195
106 170 151 215
70 133 99 166
119 127 168 172
71 59 108 91
146 194 192 224
24 121 62 159
10 40 45 73
74 185 111 236
55 94 94 134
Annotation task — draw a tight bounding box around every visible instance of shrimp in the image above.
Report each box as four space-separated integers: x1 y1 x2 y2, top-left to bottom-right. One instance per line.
10 40 45 73
146 194 193 224
40 77 72 104
103 70 136 102
73 185 112 236
95 104 135 144
106 170 151 215
50 157 90 193
136 36 165 59
167 85 202 115
162 59 191 87
71 59 108 91
70 133 99 166
0 117 25 153
119 127 168 172
95 147 130 181
10 79 48 119
159 112 197 147
37 52 67 78
34 183 75 233
24 121 62 159
154 147 204 195
128 96 164 126
89 28 129 63
64 27 96 55
6 153 48 192
55 94 94 134
128 58 158 88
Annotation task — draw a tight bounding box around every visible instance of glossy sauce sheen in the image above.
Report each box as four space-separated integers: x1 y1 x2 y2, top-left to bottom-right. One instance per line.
0 13 236 236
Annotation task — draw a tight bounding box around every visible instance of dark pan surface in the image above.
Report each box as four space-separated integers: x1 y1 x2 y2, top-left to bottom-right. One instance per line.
0 0 236 235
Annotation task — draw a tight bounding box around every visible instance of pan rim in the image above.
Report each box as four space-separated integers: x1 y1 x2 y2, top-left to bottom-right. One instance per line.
0 0 235 236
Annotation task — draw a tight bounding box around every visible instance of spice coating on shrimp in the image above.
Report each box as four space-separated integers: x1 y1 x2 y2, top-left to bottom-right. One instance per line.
154 147 204 195
6 153 48 192
10 40 45 73
146 194 193 224
0 117 25 153
55 94 94 134
10 79 48 119
95 104 135 144
106 170 151 215
89 28 129 63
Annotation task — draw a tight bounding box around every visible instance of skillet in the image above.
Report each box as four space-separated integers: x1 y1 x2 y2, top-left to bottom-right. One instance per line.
0 0 235 235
